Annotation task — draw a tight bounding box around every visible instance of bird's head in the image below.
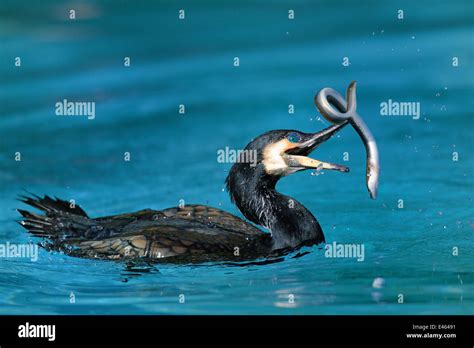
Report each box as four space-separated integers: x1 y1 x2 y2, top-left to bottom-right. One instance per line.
258 122 350 178
226 121 350 196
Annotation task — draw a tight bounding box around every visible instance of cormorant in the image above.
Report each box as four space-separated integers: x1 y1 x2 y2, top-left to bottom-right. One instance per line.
17 122 350 262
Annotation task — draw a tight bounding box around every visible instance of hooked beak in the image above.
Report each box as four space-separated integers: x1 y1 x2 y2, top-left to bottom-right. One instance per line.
284 121 350 173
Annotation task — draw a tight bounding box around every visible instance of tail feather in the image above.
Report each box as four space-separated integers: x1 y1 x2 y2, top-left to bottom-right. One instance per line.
18 194 88 218
17 209 53 224
17 194 94 242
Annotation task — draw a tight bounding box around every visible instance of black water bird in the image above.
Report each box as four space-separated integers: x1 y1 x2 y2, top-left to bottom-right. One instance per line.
18 122 349 262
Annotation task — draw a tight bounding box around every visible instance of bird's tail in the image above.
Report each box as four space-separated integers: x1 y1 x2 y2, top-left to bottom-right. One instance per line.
17 194 94 243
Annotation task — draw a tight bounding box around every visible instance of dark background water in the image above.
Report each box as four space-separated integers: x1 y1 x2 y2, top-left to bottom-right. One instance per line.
0 0 473 314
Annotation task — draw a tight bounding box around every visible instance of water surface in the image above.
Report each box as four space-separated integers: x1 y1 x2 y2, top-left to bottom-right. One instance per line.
0 0 473 314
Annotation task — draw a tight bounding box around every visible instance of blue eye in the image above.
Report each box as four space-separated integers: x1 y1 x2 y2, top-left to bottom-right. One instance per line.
287 132 301 143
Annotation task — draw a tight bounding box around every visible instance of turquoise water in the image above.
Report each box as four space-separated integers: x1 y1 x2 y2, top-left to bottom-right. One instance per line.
0 0 473 314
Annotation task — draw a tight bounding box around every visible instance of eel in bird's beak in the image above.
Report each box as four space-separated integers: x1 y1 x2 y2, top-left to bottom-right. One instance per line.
314 81 380 199
284 121 350 173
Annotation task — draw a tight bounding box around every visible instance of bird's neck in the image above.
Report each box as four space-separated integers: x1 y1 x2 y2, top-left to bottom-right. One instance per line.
227 171 324 250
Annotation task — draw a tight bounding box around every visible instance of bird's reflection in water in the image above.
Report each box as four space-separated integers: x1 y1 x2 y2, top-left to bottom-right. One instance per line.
118 248 313 281
120 260 158 282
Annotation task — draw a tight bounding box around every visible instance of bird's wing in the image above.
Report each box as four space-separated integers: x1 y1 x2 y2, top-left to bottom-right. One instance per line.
18 196 268 261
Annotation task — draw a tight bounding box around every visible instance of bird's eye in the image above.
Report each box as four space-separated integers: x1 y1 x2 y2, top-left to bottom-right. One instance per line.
287 132 301 143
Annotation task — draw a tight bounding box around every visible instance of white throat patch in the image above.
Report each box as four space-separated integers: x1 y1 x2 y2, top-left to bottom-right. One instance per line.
262 139 298 176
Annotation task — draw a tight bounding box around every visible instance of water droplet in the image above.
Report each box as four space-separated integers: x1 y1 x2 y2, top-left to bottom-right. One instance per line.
372 277 385 289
